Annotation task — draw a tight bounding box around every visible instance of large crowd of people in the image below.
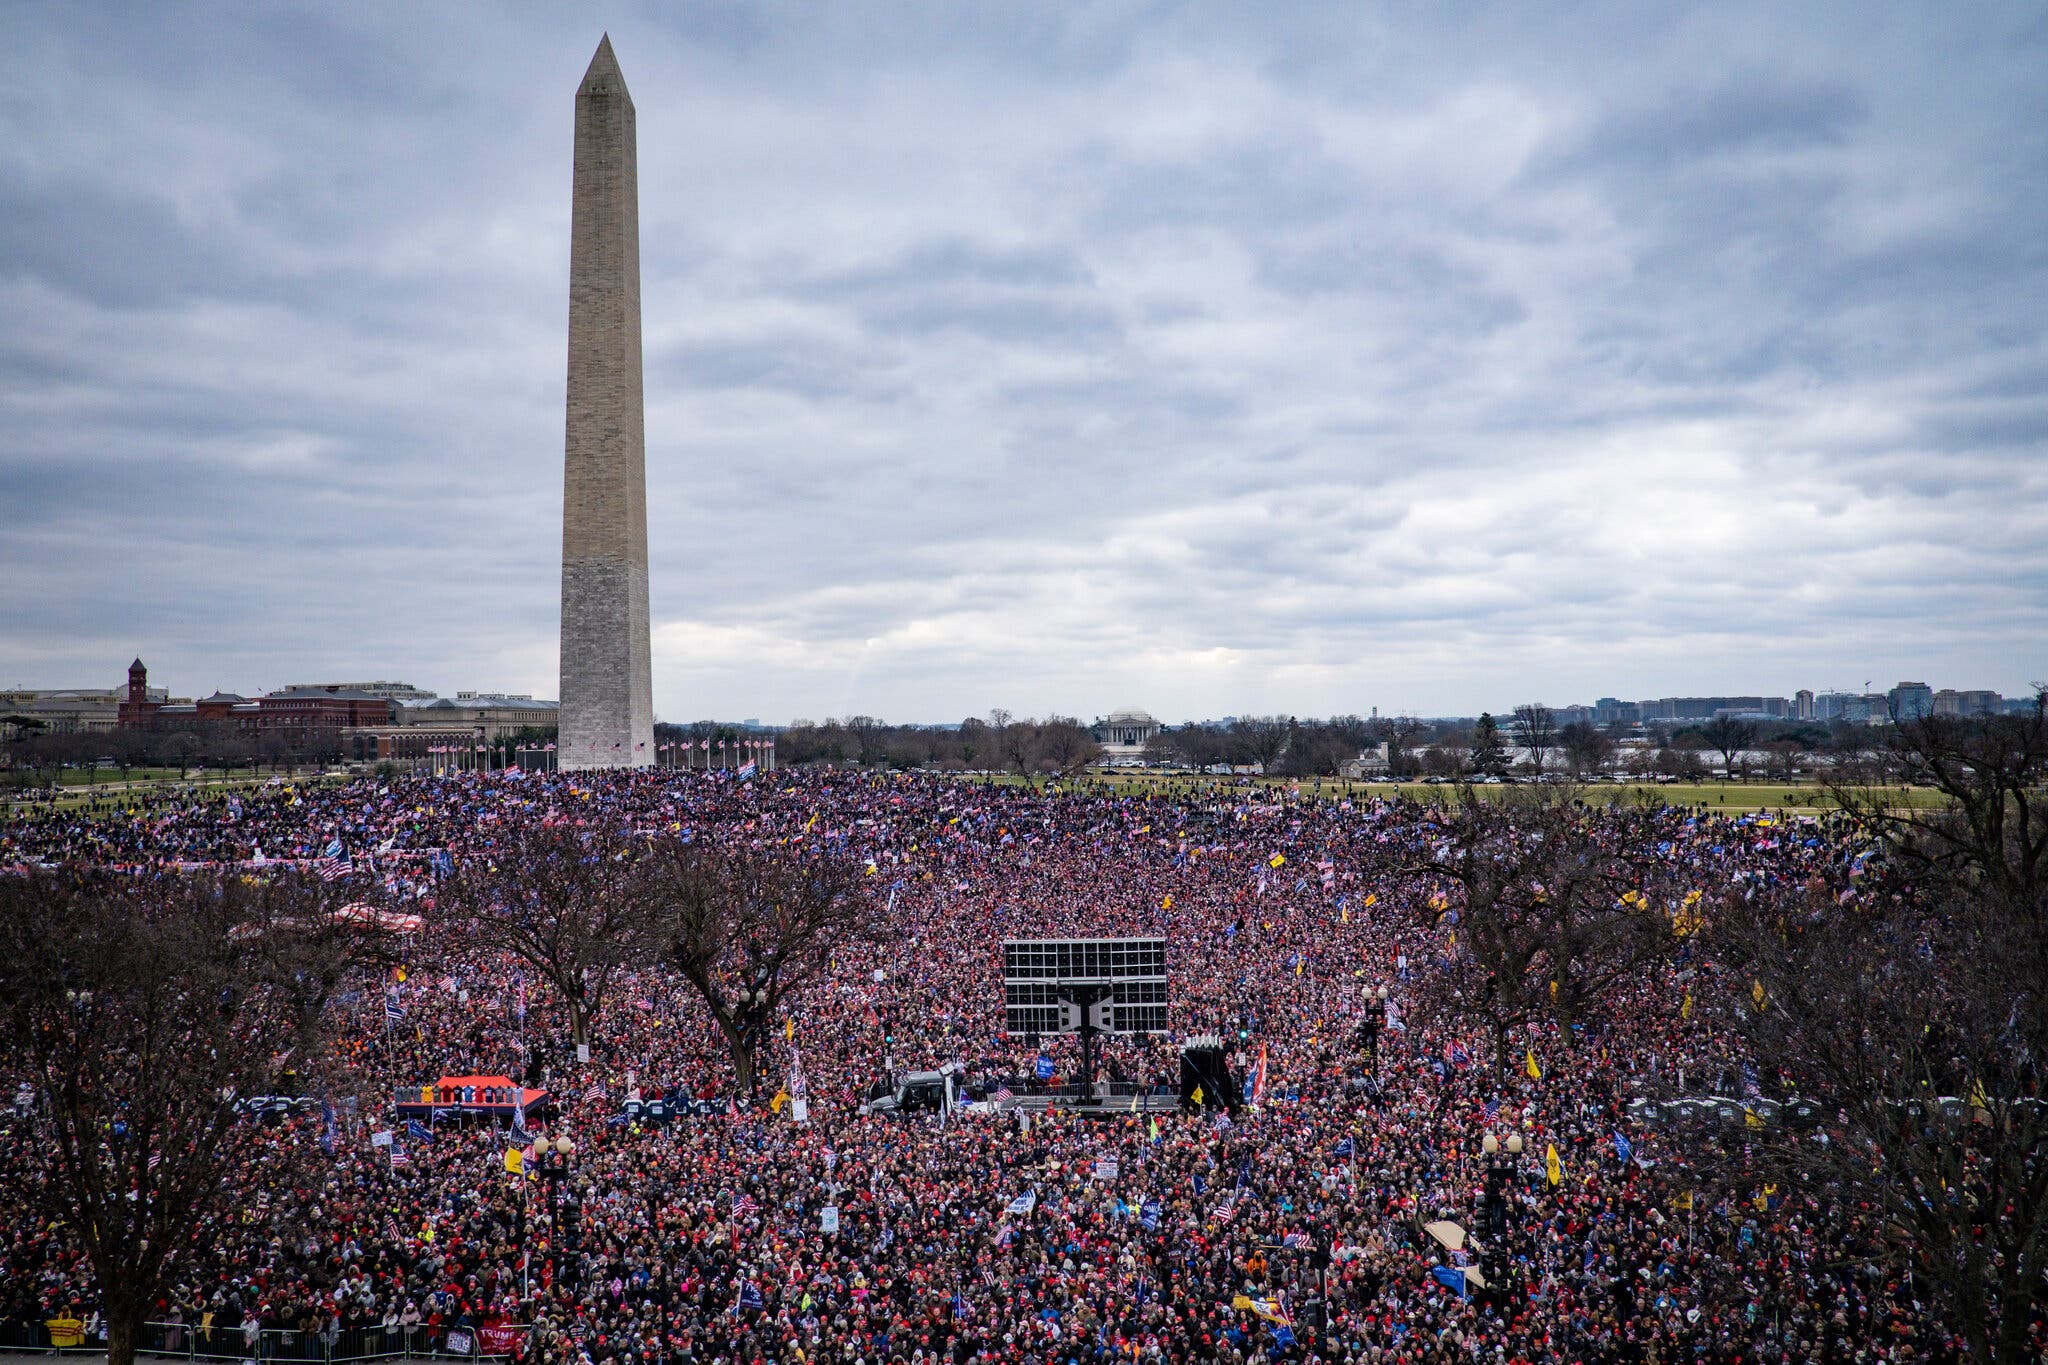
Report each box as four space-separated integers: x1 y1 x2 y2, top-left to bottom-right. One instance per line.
0 766 2016 1365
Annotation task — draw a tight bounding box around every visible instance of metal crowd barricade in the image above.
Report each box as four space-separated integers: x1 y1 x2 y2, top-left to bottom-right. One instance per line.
45 1319 541 1364
0 1320 64 1353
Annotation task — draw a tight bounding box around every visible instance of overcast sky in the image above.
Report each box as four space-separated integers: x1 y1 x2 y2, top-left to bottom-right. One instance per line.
2 3 2043 723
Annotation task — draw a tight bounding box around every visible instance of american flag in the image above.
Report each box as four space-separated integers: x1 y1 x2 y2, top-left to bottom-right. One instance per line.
584 1082 605 1104
991 1085 1014 1107
1212 1111 1234 1133
730 1193 758 1216
389 1144 411 1167
1282 1232 1309 1249
1483 1097 1501 1123
318 839 352 882
147 1150 161 1171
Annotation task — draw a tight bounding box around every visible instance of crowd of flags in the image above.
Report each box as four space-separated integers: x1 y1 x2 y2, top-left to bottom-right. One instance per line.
317 838 352 882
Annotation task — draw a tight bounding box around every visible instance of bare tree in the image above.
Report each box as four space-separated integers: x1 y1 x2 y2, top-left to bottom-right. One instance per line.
1700 714 1755 781
845 716 888 767
1037 716 1104 777
1233 716 1291 774
956 717 988 769
1512 704 1558 779
442 826 665 1049
0 870 380 1365
1706 694 2048 1365
996 720 1037 776
1388 717 1427 779
1558 720 1613 780
1405 792 1670 1071
653 843 873 1092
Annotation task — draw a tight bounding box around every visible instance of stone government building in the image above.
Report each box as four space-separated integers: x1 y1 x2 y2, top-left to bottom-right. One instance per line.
101 659 557 761
1094 707 1162 763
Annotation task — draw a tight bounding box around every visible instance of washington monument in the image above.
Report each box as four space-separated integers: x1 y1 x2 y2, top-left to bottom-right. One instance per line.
557 35 654 770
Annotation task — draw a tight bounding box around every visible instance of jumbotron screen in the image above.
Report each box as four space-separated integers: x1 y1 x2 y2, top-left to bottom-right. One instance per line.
1001 937 1168 1036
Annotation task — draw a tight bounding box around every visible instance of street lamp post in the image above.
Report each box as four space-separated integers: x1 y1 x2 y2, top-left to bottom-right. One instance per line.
743 985 772 1097
1478 1131 1522 1297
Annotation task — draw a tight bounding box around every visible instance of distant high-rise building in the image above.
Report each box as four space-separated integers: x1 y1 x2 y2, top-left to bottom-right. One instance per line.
1593 697 1641 726
1639 696 1789 722
1932 688 2001 716
1888 681 1934 721
1815 691 1886 724
1795 689 1814 721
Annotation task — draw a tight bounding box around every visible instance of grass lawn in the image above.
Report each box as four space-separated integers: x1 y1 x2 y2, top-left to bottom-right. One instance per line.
3 768 343 814
970 770 1946 814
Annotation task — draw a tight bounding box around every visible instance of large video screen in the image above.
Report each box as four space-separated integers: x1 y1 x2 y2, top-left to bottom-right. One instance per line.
1001 937 1168 1035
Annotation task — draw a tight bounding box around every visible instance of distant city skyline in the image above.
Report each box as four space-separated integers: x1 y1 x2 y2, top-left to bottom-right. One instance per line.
2 5 2042 718
7 657 2032 732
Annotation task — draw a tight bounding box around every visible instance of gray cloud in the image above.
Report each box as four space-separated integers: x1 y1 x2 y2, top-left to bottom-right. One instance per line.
1 1 2042 719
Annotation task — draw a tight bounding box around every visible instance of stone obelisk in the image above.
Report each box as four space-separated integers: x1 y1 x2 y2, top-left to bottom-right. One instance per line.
558 34 654 770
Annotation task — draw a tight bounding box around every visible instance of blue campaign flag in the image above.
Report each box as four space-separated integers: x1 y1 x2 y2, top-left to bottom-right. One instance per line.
1034 1056 1054 1081
1612 1131 1633 1164
1271 1325 1297 1348
1430 1265 1469 1299
951 1293 968 1319
1140 1198 1162 1231
1334 1137 1354 1158
734 1281 764 1313
407 1119 434 1144
1191 1173 1207 1196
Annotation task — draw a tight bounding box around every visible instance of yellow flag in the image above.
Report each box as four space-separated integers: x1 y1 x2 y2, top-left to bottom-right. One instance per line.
1363 893 1377 907
1162 895 1173 910
504 1148 523 1176
1545 1143 1562 1187
784 1017 795 1042
1269 853 1286 868
1341 907 1349 924
1190 1084 1204 1106
1294 958 1304 977
1752 981 1767 1010
1969 1078 1988 1110
1681 989 1692 1021
1526 1049 1542 1080
1745 1108 1763 1129
1549 979 1559 1000
1674 1190 1693 1212
771 1090 790 1115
